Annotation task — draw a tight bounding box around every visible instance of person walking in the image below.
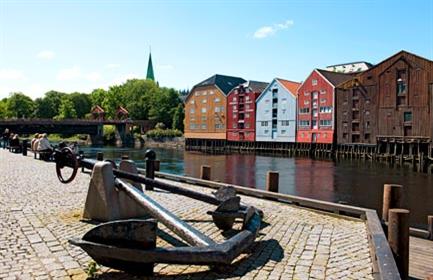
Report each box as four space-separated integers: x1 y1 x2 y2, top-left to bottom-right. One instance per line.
2 128 10 149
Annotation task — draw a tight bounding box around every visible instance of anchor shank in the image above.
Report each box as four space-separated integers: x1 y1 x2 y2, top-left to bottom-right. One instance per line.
114 178 215 247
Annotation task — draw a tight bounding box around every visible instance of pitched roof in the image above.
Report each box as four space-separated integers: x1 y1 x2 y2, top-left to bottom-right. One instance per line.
91 105 105 113
316 69 354 86
276 78 301 95
243 80 269 93
116 106 129 114
193 74 246 95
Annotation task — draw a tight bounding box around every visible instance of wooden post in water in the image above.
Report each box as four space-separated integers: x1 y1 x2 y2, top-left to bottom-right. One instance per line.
154 160 160 171
382 184 403 222
266 171 279 193
200 165 211 180
145 149 156 190
388 208 410 280
96 152 104 161
428 215 433 240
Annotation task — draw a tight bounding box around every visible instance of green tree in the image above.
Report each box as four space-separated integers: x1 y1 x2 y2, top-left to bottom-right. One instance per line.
34 90 65 118
6 92 35 118
172 103 184 131
0 98 7 119
69 92 92 118
148 87 181 127
90 88 107 107
56 97 77 119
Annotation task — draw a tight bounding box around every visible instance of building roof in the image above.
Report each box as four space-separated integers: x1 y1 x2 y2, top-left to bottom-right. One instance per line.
327 61 373 68
316 69 354 86
91 105 105 113
243 80 269 93
193 74 246 95
116 106 129 115
276 78 301 95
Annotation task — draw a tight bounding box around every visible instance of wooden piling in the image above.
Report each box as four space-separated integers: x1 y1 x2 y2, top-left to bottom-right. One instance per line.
154 160 160 171
382 184 403 222
96 152 104 161
145 150 156 191
428 215 433 241
200 165 211 180
266 171 279 193
388 208 410 280
22 139 27 156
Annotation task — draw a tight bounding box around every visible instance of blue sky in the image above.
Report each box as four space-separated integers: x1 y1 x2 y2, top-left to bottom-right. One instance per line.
0 0 432 99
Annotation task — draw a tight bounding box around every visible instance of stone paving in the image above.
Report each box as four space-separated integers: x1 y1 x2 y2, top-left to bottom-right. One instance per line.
0 150 374 279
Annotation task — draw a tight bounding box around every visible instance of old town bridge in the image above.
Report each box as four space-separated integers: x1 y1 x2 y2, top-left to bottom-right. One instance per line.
0 119 156 144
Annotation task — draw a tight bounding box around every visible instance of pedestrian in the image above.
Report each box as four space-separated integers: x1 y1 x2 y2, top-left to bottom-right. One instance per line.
2 128 10 149
31 133 40 151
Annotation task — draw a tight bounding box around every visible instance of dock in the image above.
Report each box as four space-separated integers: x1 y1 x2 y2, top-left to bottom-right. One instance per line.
0 149 432 279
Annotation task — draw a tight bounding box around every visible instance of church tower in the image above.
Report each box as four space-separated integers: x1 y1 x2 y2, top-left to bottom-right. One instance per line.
146 51 155 81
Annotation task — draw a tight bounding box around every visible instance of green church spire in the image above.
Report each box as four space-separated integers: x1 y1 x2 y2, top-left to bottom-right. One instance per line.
146 51 155 81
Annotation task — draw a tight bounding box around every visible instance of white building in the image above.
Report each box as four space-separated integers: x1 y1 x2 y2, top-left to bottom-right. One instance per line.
326 61 373 73
255 78 300 142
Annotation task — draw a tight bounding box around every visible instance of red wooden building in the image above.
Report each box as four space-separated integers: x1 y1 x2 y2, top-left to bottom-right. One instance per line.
297 69 353 144
226 81 268 141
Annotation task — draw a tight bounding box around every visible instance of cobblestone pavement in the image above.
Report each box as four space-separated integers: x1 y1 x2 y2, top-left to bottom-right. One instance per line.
0 150 374 279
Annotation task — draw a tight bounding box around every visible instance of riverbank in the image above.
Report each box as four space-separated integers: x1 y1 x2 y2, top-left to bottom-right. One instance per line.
142 135 185 149
0 149 379 279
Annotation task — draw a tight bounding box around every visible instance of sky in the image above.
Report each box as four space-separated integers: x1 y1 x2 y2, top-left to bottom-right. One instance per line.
0 0 432 99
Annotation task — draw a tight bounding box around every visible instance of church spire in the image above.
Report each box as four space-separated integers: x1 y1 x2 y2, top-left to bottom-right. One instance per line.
146 49 155 81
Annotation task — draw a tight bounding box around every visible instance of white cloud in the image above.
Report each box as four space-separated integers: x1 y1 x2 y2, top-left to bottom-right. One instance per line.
85 72 102 82
106 63 120 69
57 66 81 80
253 19 294 39
0 69 24 80
37 50 56 60
156 64 174 70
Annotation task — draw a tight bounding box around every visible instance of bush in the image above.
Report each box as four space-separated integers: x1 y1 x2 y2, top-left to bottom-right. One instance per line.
146 128 182 139
155 122 166 130
103 125 116 143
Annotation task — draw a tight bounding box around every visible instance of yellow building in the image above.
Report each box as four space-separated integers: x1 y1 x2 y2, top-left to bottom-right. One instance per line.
184 74 246 140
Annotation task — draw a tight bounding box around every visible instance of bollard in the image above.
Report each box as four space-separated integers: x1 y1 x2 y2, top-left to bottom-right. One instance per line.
96 152 104 161
79 151 85 172
428 215 433 240
154 160 160 172
200 165 211 180
145 149 156 191
121 155 129 160
388 208 410 280
22 140 27 156
382 184 403 222
266 171 279 193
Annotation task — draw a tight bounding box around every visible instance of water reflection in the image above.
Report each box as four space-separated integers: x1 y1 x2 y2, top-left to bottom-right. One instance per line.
79 145 433 228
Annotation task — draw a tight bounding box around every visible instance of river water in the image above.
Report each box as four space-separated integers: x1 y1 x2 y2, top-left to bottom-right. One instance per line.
79 145 433 228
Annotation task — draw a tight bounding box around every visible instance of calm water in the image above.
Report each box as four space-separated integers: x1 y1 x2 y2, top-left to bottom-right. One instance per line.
79 145 433 228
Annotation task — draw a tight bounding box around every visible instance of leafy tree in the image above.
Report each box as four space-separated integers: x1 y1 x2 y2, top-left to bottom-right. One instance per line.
0 98 7 119
6 92 35 118
34 90 65 118
69 92 92 118
148 87 181 127
56 97 77 119
90 88 107 107
122 79 156 120
172 103 184 131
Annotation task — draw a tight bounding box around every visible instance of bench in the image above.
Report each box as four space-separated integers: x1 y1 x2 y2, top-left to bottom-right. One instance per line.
8 146 22 153
33 150 52 161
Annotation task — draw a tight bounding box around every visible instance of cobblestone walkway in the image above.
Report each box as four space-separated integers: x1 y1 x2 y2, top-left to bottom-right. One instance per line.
0 150 374 279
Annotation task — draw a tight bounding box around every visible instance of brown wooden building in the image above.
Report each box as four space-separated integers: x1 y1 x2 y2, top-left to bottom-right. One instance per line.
336 50 433 154
184 74 246 140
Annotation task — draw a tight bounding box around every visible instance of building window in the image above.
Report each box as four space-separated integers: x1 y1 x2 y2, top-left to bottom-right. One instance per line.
194 92 199 96
299 108 310 114
397 70 407 95
202 91 207 96
246 96 250 100
189 124 196 129
245 123 250 128
245 113 250 118
404 112 412 122
215 124 224 129
304 92 310 96
299 120 310 127
312 79 318 86
234 114 237 119
282 109 286 114
320 98 326 103
319 106 332 113
320 90 326 95
209 91 214 95
312 120 317 127
261 121 268 126
215 107 220 113
320 120 332 126
202 99 207 103
265 99 270 103
304 100 310 105
281 120 290 126
233 105 236 110
301 132 305 137
233 124 237 128
190 100 195 104
233 97 237 101
264 130 269 134
190 108 195 113
215 97 220 102
246 105 250 109
201 124 207 129
313 92 318 99
201 108 207 113
281 130 286 134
